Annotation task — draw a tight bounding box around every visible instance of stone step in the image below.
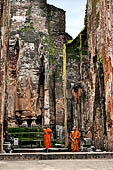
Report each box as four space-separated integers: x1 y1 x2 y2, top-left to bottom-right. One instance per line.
13 147 68 153
0 152 113 160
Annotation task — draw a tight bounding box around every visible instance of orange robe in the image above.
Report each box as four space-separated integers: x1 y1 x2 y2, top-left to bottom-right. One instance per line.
70 130 80 152
43 128 52 149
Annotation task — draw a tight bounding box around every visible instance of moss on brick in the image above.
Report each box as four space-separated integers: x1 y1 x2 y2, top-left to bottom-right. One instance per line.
26 6 30 16
39 4 45 10
66 24 88 64
8 127 43 133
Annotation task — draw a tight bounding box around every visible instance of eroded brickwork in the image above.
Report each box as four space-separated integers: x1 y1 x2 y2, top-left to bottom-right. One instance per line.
66 8 107 150
69 0 113 151
47 5 65 128
0 0 9 152
6 0 65 133
0 0 2 153
1 0 113 152
0 0 66 152
87 0 113 151
66 37 81 133
8 0 48 127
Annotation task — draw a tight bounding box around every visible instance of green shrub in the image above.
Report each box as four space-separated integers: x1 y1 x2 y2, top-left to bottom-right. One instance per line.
8 132 43 139
8 127 43 133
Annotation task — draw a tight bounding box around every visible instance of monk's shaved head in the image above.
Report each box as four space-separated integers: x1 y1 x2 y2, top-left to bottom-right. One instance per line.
73 126 77 131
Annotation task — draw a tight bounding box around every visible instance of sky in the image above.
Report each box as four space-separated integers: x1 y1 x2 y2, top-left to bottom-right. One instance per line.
47 0 87 39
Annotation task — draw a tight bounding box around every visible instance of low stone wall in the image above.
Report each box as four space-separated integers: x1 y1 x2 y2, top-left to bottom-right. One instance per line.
0 152 113 160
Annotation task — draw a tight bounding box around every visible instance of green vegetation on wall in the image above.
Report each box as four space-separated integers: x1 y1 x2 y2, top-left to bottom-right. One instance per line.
8 127 43 142
8 127 64 148
66 26 88 62
63 44 66 82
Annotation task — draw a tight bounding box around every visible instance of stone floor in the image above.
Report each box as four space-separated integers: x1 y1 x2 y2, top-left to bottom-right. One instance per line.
0 159 113 170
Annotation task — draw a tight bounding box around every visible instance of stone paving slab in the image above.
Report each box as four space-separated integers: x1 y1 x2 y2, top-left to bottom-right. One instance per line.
0 159 113 170
0 152 113 160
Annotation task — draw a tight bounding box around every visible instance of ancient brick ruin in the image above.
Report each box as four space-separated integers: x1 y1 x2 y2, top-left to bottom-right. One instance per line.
0 0 9 152
0 0 113 152
0 0 67 151
66 0 113 151
87 0 113 151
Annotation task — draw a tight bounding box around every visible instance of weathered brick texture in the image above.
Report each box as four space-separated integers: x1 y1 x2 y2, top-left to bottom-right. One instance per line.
65 3 107 150
0 0 9 152
87 0 113 151
0 0 66 143
1 0 113 152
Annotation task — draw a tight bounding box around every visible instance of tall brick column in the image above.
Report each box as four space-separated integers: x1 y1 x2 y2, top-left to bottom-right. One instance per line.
0 0 3 153
0 0 9 152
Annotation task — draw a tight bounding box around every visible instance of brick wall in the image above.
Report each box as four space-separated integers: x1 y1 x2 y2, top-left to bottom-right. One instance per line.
87 0 113 151
0 0 9 152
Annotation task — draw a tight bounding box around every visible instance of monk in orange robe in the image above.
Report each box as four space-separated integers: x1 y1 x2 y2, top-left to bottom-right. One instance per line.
43 126 52 152
70 126 80 152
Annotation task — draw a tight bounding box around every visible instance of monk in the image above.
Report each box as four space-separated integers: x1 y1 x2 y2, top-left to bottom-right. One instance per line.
43 125 52 152
70 126 80 152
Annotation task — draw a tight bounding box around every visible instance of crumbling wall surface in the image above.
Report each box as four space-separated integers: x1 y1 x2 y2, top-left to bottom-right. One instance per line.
10 0 48 34
0 0 9 152
8 30 49 127
7 0 51 127
81 53 106 150
80 54 93 137
66 26 90 137
66 38 81 132
0 0 2 152
6 0 66 129
0 0 3 153
30 0 48 34
87 0 113 151
47 4 65 129
66 7 107 150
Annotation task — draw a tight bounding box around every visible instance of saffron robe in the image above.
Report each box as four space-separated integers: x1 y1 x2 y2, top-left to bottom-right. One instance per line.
70 130 80 152
43 128 52 149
